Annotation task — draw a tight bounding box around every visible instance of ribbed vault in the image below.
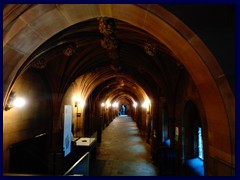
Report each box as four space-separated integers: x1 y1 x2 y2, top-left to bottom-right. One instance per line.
3 4 235 170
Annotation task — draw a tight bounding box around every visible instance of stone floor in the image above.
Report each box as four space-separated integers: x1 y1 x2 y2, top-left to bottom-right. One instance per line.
90 115 160 176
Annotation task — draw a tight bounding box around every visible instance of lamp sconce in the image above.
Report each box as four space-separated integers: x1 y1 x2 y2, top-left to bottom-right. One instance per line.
74 100 85 108
74 101 81 117
75 101 78 108
5 91 16 111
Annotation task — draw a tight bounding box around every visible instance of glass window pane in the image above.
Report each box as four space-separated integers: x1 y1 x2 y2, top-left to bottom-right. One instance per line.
198 127 203 160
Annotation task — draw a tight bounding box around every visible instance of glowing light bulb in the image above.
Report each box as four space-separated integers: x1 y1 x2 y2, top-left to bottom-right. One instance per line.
13 97 26 108
133 102 138 108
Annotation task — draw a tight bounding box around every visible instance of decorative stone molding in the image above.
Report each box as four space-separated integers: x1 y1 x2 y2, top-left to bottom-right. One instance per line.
32 58 47 69
144 42 157 56
63 44 75 56
97 17 115 36
100 36 118 50
98 17 118 51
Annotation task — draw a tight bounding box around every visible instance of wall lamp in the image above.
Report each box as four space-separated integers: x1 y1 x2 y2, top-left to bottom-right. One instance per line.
74 101 78 108
5 92 15 111
74 101 81 117
133 102 138 108
142 99 151 109
5 92 26 111
112 102 118 108
73 98 85 108
73 97 85 118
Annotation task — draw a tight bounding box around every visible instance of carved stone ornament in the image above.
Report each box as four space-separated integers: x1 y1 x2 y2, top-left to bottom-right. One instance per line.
98 17 120 61
32 59 47 69
100 36 118 50
63 45 75 56
144 42 157 56
98 17 115 36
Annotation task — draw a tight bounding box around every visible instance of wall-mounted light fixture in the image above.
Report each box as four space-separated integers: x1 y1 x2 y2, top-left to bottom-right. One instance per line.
106 102 111 108
5 91 26 111
73 96 85 108
74 101 78 108
5 92 15 111
112 102 118 108
133 102 138 108
13 97 26 108
73 96 85 119
142 99 151 109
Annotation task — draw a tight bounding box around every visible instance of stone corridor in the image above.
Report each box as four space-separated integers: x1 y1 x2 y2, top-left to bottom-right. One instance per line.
90 116 160 176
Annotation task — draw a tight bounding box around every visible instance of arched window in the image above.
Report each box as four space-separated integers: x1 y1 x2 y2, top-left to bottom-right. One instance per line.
182 100 204 175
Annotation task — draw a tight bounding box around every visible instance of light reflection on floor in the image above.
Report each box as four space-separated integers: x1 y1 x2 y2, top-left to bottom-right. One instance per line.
90 116 160 176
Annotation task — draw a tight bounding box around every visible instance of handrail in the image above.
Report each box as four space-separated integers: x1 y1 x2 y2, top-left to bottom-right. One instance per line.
63 152 89 176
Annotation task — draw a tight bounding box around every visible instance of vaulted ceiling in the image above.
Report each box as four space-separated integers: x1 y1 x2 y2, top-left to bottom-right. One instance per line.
3 4 235 109
23 16 182 104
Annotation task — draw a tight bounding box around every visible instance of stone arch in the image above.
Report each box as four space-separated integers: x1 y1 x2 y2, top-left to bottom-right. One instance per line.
3 4 234 167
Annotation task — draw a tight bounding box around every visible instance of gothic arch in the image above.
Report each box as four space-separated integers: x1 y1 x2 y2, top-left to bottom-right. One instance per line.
3 4 234 168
